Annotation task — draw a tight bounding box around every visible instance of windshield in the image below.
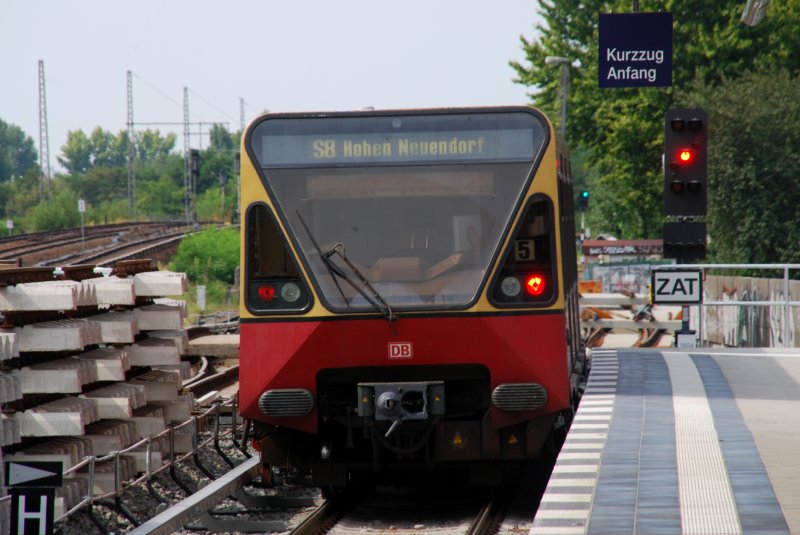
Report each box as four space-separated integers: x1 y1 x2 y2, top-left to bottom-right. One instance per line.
248 111 547 312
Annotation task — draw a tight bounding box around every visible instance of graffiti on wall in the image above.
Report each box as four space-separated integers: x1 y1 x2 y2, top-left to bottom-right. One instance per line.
587 262 670 294
583 268 798 348
707 280 796 348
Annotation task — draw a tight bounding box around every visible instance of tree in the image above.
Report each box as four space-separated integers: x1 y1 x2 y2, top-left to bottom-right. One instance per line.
684 68 800 264
197 147 237 195
135 130 177 162
512 0 800 239
0 119 38 183
209 124 238 152
69 166 127 206
59 127 176 174
1 167 41 224
137 173 185 219
58 130 91 174
58 127 127 173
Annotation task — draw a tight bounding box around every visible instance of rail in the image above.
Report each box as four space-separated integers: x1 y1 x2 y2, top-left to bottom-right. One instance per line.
652 263 800 347
0 398 250 530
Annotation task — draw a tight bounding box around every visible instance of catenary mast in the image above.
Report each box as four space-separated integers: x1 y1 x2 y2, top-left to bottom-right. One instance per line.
38 60 52 201
127 70 137 216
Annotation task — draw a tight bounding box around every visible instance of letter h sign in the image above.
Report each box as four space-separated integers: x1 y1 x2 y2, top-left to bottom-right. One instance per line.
5 461 62 535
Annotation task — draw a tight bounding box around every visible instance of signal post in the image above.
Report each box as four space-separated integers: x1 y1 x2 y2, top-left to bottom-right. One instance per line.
663 108 708 262
662 108 708 346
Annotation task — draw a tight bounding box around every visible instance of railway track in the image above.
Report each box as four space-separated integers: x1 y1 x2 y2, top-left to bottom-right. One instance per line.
0 221 216 267
124 471 524 535
116 452 549 535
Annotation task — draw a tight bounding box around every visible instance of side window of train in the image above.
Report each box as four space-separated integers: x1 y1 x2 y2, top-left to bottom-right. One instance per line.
490 195 557 306
246 203 312 314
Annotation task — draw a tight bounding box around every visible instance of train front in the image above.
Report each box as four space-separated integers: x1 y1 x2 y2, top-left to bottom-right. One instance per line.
239 108 578 486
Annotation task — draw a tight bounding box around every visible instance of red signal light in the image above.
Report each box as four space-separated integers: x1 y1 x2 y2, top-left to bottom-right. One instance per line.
257 283 277 302
525 274 546 297
678 149 693 163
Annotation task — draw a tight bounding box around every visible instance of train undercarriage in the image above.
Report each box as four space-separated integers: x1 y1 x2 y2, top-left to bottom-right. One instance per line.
253 364 569 487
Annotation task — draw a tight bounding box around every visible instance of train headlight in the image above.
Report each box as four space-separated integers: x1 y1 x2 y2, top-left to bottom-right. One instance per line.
500 276 521 297
280 282 302 303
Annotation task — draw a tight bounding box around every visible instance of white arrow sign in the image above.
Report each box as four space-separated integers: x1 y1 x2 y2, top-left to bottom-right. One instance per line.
8 463 59 486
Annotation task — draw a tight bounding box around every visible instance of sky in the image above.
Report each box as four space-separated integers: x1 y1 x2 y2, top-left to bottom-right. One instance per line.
0 0 543 169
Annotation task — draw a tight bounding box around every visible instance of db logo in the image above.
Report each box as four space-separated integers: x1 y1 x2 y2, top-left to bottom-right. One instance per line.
388 342 413 359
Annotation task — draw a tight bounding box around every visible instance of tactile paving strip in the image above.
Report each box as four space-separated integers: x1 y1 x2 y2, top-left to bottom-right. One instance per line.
532 349 791 535
531 349 618 534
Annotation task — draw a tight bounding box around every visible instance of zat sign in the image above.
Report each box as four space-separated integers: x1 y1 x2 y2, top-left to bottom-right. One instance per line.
651 269 703 304
388 342 413 359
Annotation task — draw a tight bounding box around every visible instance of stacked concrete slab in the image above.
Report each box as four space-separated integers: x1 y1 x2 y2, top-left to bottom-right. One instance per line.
0 332 21 447
7 318 104 352
86 275 136 306
0 264 193 515
0 280 90 311
92 310 139 344
14 356 99 394
76 347 130 381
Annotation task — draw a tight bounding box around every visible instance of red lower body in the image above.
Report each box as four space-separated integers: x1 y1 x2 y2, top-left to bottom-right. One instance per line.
239 313 571 434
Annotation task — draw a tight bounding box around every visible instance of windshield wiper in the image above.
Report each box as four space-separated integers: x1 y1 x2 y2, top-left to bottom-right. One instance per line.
296 212 395 323
325 243 395 323
296 211 349 307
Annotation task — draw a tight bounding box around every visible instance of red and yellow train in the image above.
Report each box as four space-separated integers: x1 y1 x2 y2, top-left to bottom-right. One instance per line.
238 107 585 486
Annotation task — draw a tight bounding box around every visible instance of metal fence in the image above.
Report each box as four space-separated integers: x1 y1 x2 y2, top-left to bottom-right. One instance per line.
653 263 800 348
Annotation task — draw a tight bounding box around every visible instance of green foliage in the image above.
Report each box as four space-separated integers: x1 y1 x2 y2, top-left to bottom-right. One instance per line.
195 185 237 222
209 124 238 152
68 165 127 206
135 130 177 161
137 175 186 219
1 168 42 223
170 226 240 285
58 127 127 173
196 147 236 193
182 278 239 318
59 127 178 182
0 119 38 183
84 199 131 225
513 0 800 243
22 186 81 231
0 117 240 232
683 68 800 264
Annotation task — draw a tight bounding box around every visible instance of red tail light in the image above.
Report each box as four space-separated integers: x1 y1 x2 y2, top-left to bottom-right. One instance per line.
525 274 546 296
257 283 277 302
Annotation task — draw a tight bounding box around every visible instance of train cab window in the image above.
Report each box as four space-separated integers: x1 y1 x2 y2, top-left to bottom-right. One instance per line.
247 110 549 312
490 195 557 306
245 203 312 313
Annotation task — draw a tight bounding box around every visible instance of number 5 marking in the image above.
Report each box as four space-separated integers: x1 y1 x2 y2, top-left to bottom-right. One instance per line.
514 239 535 261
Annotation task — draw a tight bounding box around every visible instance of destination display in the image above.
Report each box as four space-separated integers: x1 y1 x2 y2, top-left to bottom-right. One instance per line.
260 128 536 166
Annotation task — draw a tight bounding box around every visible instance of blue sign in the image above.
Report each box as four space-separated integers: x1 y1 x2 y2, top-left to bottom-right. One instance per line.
598 12 672 88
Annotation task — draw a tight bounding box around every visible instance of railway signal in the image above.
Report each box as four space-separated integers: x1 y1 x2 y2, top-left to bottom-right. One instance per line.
662 221 707 262
664 108 707 261
664 108 707 217
576 190 590 211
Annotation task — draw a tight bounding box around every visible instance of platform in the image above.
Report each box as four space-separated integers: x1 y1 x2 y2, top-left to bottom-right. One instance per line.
532 347 800 535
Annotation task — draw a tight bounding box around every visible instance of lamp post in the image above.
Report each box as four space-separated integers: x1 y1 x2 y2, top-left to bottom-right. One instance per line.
544 56 572 139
